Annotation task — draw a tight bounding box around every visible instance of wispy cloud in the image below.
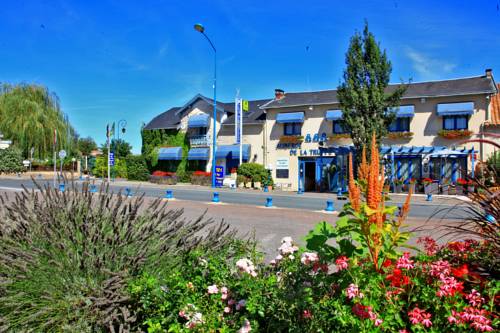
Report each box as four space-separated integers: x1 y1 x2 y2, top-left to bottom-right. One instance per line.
405 47 457 80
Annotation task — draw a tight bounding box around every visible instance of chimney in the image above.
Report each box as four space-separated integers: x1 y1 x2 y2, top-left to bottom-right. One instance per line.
485 68 492 78
274 89 285 100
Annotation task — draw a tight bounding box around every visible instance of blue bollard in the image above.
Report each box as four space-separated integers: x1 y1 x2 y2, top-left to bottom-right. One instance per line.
426 193 432 201
265 197 273 207
125 187 132 197
90 184 97 193
337 188 343 196
212 192 220 203
325 200 334 212
59 183 65 192
263 186 269 193
165 190 173 199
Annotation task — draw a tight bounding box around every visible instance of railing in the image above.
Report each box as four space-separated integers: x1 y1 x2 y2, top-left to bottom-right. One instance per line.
189 134 210 147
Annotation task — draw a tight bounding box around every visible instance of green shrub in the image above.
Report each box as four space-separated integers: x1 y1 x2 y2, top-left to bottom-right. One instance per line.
0 146 23 174
237 163 270 184
126 155 150 181
92 156 127 179
0 182 241 332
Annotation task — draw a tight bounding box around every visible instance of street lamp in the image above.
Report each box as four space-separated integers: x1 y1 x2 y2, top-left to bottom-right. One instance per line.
194 23 217 188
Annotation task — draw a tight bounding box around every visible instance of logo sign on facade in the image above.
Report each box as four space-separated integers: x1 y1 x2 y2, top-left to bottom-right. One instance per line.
58 150 67 159
215 165 224 187
235 98 242 144
276 158 289 170
109 152 115 166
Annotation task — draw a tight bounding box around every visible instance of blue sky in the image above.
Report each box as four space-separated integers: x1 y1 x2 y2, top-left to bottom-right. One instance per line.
1 0 499 153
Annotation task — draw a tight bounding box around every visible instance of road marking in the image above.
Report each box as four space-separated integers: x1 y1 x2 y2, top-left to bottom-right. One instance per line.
0 186 24 192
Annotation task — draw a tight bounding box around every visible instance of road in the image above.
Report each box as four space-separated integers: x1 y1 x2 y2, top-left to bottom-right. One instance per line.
0 177 471 221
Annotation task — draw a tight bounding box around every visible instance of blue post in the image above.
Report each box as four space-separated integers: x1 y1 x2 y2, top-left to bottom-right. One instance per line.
485 214 496 223
265 197 273 207
325 200 334 212
471 146 475 178
90 184 97 193
59 183 65 192
125 187 132 197
337 187 342 197
426 193 433 201
263 186 269 193
165 190 173 199
212 192 220 203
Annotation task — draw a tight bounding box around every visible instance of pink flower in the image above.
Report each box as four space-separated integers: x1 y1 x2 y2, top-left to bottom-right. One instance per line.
466 289 485 307
335 256 349 271
429 260 451 278
396 252 414 270
279 236 299 255
302 310 312 319
436 276 464 297
228 299 236 306
301 252 319 265
408 307 432 327
374 319 383 327
453 307 493 332
238 319 252 333
207 284 219 294
179 310 187 318
236 299 246 311
346 283 364 299
224 306 231 313
236 258 258 277
221 286 229 300
399 330 409 333
417 236 439 255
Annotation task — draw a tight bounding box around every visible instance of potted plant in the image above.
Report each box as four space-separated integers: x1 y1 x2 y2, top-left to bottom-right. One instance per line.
394 178 404 193
456 178 468 195
422 178 435 195
407 178 416 193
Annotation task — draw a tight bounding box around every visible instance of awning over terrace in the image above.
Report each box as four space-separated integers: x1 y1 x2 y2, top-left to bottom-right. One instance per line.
158 147 183 160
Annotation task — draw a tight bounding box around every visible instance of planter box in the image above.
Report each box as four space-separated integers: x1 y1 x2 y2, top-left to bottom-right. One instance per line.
424 183 438 195
448 186 457 195
253 181 261 189
394 184 403 193
456 185 467 195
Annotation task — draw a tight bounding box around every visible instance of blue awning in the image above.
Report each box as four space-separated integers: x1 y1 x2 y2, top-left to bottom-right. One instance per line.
215 144 251 160
437 102 474 116
187 147 210 160
388 105 415 118
188 114 210 128
325 109 343 121
158 147 183 160
276 112 304 123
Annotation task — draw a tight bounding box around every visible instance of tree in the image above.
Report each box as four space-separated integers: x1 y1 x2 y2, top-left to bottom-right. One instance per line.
77 137 97 157
0 83 76 158
100 139 132 159
337 22 407 158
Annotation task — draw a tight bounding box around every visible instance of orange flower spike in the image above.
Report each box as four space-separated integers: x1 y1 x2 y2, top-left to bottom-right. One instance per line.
358 146 369 182
348 153 361 212
397 185 413 227
367 134 380 211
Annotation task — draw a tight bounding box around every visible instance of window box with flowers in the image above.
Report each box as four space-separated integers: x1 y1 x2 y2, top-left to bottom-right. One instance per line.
437 129 473 139
386 131 414 140
328 133 351 140
190 171 212 186
149 171 178 185
278 135 304 144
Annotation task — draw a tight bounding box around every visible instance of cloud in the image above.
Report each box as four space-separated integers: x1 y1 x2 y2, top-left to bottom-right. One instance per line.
405 47 457 80
158 43 168 57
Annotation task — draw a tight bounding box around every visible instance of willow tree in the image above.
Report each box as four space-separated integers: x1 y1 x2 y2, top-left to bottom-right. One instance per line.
0 83 75 158
337 22 407 158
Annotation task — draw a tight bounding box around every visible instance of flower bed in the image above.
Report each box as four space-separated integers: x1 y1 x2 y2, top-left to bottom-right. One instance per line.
150 170 177 185
438 129 473 139
191 171 212 186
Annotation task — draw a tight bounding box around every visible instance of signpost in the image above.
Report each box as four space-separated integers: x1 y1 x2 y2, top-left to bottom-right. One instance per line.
235 97 244 166
215 165 224 187
109 152 115 166
58 150 66 180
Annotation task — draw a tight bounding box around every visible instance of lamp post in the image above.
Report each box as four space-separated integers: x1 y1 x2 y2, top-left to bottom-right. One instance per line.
194 23 217 188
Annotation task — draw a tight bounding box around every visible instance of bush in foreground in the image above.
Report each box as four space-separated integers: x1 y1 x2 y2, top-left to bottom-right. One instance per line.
0 182 246 332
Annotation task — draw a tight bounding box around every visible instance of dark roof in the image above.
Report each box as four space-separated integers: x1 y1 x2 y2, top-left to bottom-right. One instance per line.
222 99 269 125
261 75 498 109
143 107 181 130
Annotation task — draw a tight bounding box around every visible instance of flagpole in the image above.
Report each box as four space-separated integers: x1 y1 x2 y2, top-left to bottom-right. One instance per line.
53 129 57 188
107 124 110 183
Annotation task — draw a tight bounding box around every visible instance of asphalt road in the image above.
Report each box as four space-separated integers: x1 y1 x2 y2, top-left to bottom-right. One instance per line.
0 177 471 221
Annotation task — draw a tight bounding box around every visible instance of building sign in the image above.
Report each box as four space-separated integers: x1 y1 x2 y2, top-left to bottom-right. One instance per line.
215 165 224 187
276 158 289 169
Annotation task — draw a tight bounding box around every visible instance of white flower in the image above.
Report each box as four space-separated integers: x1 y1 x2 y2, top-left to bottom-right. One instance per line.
207 284 219 294
281 236 293 244
300 252 319 265
238 319 252 333
236 258 258 277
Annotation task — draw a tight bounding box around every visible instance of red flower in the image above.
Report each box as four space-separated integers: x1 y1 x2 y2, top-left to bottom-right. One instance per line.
352 304 371 319
302 310 312 319
386 268 411 287
382 259 393 268
312 262 328 273
451 264 469 278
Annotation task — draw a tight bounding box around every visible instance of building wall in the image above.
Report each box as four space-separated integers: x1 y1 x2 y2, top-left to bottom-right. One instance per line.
265 93 494 191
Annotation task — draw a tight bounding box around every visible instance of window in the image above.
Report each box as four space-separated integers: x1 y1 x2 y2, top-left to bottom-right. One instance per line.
197 127 207 135
389 118 410 132
284 122 301 135
332 121 346 134
443 116 468 130
276 169 289 178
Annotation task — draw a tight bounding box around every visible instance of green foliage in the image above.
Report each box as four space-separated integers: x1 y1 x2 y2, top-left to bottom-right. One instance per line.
126 155 151 181
237 163 271 184
0 83 76 158
0 183 241 332
0 146 23 174
486 151 500 172
336 22 407 156
93 155 127 178
101 138 133 159
141 128 190 176
77 136 97 156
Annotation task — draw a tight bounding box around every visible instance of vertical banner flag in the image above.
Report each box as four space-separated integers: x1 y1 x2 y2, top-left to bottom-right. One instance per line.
235 98 242 144
242 100 249 112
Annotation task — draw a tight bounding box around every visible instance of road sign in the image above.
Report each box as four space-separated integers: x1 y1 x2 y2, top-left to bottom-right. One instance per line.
109 152 115 166
215 165 224 187
58 150 66 159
